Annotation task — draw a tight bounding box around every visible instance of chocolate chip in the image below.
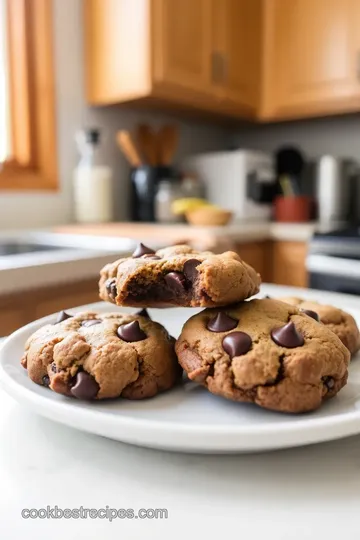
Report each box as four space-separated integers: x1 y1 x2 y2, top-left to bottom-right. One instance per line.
264 295 271 299
51 363 57 373
42 375 50 387
271 321 304 348
222 331 252 358
136 308 151 319
55 311 72 324
142 254 161 260
105 278 117 300
207 312 238 332
183 259 201 282
70 371 99 400
117 320 147 342
323 376 335 390
81 319 102 327
132 243 155 258
164 271 187 294
301 309 320 322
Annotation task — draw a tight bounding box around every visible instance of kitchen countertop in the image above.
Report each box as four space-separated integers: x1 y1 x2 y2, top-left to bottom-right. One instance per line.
1 283 360 539
54 221 319 244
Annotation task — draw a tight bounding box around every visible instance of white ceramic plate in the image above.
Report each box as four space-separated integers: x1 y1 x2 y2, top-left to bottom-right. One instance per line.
1 285 360 454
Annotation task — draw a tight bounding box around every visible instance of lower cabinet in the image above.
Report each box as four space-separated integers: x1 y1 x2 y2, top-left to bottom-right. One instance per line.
270 241 308 288
235 240 308 289
0 278 100 336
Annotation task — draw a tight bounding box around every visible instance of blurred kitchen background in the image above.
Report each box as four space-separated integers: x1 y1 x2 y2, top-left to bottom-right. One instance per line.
1 0 360 335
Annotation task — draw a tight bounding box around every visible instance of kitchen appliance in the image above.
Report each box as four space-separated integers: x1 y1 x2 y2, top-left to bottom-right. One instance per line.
185 150 276 222
315 156 358 227
307 228 360 295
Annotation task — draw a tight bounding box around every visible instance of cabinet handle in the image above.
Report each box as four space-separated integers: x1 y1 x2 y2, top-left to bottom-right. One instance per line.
222 54 228 83
211 51 223 84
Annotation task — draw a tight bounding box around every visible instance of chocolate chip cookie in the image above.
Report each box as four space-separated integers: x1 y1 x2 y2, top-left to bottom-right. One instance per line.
22 310 181 400
276 297 360 355
99 243 261 308
176 298 350 413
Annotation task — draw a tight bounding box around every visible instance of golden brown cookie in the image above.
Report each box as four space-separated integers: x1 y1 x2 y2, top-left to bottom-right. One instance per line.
176 298 350 413
276 296 360 355
22 310 181 400
99 243 261 308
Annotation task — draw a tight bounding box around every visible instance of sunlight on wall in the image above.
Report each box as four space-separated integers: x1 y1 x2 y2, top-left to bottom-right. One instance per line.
0 0 11 163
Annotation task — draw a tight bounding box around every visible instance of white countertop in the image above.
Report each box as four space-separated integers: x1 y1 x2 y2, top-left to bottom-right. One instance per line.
1 284 360 539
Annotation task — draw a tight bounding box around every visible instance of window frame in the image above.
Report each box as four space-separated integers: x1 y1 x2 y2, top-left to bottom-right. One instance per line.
0 0 57 191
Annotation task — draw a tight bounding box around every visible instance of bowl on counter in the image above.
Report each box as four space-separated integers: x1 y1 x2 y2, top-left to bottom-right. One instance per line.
185 207 233 227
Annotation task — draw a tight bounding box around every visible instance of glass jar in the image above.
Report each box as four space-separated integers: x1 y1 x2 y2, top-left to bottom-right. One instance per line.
155 180 183 223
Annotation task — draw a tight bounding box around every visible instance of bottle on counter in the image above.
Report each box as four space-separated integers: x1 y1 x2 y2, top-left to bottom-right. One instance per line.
73 128 113 223
181 173 205 199
155 179 183 223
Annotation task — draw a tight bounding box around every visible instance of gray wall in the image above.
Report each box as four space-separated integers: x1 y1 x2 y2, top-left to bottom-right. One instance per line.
0 0 231 230
234 115 360 160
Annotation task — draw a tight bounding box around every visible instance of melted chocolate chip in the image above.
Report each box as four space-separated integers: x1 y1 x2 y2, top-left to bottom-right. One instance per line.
42 375 50 387
105 279 117 300
55 311 72 324
222 331 252 358
70 371 99 400
271 321 304 348
135 308 151 319
301 309 320 322
117 320 147 342
183 259 201 282
132 243 155 258
51 363 57 373
81 319 102 327
323 376 335 390
164 272 187 294
207 312 238 333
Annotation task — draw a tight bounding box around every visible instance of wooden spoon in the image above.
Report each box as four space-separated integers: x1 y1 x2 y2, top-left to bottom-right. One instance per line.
116 131 142 167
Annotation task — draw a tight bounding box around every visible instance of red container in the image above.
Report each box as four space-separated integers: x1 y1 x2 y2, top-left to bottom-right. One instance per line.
274 196 312 223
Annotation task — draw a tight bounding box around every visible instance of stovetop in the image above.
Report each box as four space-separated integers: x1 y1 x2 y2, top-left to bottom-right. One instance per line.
310 227 360 257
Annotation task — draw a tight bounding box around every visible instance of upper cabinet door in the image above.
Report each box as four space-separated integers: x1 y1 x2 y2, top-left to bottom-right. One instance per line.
152 0 212 96
220 0 262 114
262 0 360 119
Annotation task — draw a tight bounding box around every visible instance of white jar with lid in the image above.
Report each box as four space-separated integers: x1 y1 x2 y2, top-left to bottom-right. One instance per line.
73 129 113 223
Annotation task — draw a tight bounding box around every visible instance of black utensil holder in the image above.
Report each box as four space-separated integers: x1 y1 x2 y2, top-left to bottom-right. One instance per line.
130 166 175 222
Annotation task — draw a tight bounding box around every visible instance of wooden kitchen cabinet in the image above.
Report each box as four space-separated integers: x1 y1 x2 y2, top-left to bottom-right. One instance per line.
271 241 308 288
0 279 100 336
261 0 360 120
212 0 262 116
235 241 271 282
85 0 261 119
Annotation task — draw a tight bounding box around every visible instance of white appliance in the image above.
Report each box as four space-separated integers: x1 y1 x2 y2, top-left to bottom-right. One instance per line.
186 150 275 221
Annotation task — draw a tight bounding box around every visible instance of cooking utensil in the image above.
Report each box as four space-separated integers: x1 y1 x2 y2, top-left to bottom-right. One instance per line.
136 124 157 166
116 131 142 167
158 124 178 166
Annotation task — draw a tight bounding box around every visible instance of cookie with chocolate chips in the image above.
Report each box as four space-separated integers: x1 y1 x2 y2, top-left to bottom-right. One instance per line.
21 310 181 400
175 298 350 413
99 243 261 308
276 296 360 355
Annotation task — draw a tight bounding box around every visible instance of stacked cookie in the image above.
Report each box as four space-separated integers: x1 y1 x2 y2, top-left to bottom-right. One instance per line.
22 242 357 414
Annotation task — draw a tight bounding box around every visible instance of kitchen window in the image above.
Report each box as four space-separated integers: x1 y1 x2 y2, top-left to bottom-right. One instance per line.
0 0 57 191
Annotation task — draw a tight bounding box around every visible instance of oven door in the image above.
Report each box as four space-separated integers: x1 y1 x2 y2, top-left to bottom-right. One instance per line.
306 254 360 296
